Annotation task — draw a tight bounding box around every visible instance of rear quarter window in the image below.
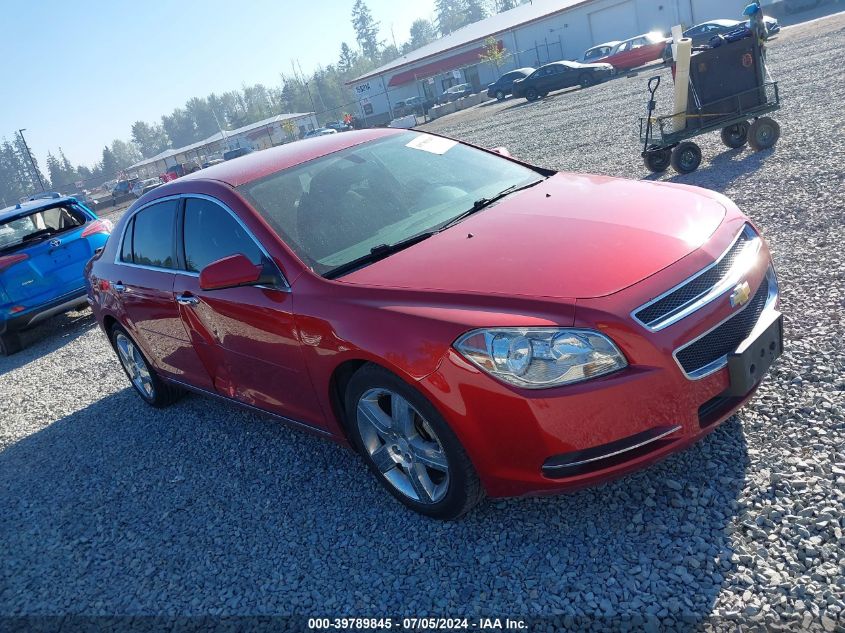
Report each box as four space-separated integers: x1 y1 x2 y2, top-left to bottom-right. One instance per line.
129 200 178 269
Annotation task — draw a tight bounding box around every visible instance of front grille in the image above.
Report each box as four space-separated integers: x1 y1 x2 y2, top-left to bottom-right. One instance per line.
676 275 769 375
635 226 756 329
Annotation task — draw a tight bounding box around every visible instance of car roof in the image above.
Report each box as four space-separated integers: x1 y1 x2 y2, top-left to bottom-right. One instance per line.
176 128 404 188
0 196 78 222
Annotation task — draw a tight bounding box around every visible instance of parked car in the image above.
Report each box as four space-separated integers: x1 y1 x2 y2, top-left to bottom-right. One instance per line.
582 41 621 62
202 158 224 169
682 17 778 47
437 83 473 104
304 128 338 138
85 129 781 519
324 121 353 133
28 192 63 201
395 96 429 116
223 147 254 161
0 197 112 354
603 32 671 71
112 178 139 204
69 190 99 210
512 60 613 101
486 68 535 101
131 177 163 198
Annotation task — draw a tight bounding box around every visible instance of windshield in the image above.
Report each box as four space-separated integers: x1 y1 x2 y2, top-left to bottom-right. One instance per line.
239 132 545 276
0 205 87 253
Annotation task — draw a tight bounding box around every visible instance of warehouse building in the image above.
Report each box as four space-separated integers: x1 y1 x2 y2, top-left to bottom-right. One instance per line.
127 112 319 178
347 0 747 125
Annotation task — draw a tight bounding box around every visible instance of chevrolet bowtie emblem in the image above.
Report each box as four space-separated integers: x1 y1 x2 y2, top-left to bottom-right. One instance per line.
730 281 752 308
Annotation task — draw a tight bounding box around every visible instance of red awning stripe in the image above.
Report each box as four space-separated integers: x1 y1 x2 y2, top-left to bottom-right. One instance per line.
387 41 502 87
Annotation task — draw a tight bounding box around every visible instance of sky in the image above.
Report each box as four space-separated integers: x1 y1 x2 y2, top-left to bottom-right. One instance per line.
0 0 436 170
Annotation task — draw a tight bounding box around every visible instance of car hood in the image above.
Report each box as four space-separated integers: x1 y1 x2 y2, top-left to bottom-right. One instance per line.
341 173 727 299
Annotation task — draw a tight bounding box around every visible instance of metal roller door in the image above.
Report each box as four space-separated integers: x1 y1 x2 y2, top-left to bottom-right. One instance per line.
588 1 639 45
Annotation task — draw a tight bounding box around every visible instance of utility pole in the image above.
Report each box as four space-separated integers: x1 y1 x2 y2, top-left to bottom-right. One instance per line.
17 129 45 192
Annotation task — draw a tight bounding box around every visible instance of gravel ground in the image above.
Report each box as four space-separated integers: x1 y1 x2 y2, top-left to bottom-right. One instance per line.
2 11 844 632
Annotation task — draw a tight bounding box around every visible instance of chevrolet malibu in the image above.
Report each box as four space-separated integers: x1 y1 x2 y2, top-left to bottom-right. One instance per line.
85 129 782 519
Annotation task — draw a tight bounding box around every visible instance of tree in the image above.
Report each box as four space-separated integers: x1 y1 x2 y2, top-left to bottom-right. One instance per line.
492 0 518 11
464 0 487 24
13 133 48 193
338 42 359 73
435 0 465 35
131 121 170 158
110 139 141 169
479 36 506 73
351 0 382 59
408 18 438 51
100 146 119 177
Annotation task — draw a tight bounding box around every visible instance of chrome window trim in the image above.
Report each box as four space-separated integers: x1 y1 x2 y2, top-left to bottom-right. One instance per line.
112 193 290 291
631 224 760 332
543 424 682 470
672 265 779 381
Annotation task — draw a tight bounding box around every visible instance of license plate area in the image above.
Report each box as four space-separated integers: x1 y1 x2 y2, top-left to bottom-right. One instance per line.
726 311 783 396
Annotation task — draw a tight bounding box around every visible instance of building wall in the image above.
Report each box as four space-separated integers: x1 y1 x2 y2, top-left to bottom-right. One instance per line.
349 0 748 123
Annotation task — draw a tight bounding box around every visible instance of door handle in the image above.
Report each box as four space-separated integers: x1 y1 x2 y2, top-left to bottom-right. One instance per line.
176 293 200 306
113 282 126 293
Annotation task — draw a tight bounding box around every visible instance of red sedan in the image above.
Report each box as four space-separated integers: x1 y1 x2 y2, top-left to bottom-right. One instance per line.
85 129 782 519
602 32 672 71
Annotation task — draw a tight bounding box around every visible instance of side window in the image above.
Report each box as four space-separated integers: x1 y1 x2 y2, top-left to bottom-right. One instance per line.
131 199 178 269
120 218 134 262
183 197 264 273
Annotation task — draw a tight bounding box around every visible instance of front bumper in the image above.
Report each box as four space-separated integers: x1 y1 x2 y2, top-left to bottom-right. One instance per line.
416 224 778 498
0 287 87 335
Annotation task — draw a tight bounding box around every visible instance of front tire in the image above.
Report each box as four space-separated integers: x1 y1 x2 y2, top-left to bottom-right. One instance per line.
496 90 505 101
579 73 596 88
643 148 672 173
671 141 703 174
525 88 539 102
345 364 484 520
110 324 183 407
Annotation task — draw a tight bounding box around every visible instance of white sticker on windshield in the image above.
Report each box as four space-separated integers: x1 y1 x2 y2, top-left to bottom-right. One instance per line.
406 134 458 155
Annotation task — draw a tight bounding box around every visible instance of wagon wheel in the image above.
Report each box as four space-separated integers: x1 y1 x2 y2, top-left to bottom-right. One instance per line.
643 148 672 173
720 121 750 148
671 141 702 174
748 117 781 151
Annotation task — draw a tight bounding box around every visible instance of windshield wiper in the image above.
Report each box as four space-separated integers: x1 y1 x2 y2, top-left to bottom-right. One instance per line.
438 179 544 232
324 230 437 279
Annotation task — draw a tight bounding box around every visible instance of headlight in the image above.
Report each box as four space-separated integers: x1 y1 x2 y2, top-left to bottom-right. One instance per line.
454 328 627 389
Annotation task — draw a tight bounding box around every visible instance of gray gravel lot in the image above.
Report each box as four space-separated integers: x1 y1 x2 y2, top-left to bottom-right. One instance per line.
2 11 844 631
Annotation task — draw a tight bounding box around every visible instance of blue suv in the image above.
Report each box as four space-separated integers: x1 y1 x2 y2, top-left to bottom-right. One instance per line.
0 196 111 355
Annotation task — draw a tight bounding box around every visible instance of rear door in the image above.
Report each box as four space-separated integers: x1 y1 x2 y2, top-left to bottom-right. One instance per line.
0 204 95 303
112 198 214 389
172 195 324 426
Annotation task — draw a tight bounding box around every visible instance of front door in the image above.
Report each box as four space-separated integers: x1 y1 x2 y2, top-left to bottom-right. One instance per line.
172 195 324 428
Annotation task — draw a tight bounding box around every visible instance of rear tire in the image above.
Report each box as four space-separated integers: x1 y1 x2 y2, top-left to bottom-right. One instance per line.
671 141 703 174
643 148 672 173
721 121 750 148
748 117 781 151
345 364 484 520
0 332 23 356
110 324 183 408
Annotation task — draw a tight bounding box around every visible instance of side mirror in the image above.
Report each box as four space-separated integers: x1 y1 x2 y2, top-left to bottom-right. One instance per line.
490 146 512 158
199 254 268 291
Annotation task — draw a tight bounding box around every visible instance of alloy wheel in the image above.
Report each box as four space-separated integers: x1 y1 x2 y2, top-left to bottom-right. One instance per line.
115 332 155 399
356 388 449 504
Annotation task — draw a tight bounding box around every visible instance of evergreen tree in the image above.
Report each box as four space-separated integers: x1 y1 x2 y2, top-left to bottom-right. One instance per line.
130 121 170 158
408 19 438 50
464 0 487 24
100 146 120 177
351 0 382 59
435 0 466 35
338 42 359 73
